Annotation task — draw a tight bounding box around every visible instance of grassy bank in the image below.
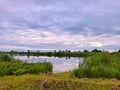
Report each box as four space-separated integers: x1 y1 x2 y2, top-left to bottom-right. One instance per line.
1 52 120 90
73 52 120 79
0 54 52 76
0 72 120 90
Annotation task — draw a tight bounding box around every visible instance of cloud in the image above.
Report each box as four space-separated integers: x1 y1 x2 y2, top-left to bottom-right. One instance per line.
0 28 120 51
0 0 120 51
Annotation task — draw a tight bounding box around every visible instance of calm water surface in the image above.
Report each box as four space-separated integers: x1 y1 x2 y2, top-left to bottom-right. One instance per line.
14 55 83 73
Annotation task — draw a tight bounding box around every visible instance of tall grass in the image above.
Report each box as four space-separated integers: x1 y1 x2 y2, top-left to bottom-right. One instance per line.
0 54 52 76
0 54 15 62
73 52 120 79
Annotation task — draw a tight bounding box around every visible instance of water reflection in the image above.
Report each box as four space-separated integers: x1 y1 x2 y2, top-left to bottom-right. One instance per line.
13 55 83 73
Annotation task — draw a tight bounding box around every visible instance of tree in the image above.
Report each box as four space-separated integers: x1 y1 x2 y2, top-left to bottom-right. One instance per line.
84 50 89 53
118 49 120 53
92 48 102 53
27 50 30 55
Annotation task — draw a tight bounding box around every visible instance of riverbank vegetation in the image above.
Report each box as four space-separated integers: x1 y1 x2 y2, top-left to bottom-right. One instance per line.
0 49 120 90
0 54 52 76
73 52 120 79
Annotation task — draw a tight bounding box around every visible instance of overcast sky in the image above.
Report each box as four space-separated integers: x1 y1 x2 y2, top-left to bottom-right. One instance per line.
0 0 120 51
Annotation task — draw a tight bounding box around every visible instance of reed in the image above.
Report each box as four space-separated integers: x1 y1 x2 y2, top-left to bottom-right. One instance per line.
0 54 52 76
73 52 120 79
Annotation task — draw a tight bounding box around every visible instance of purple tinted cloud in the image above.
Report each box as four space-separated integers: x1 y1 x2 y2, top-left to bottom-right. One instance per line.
0 0 120 51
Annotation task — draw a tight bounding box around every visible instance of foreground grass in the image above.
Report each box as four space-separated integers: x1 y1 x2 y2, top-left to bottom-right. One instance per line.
0 54 52 76
0 72 120 90
73 52 120 79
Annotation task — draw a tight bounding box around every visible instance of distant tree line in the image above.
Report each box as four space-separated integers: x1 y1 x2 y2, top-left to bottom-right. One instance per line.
0 49 120 57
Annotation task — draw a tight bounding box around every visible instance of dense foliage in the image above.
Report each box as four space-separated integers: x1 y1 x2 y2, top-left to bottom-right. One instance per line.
0 54 52 76
73 52 120 79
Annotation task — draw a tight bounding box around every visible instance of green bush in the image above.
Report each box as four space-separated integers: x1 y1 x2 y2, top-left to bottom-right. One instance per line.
0 54 14 62
0 54 53 76
0 62 52 76
73 52 120 79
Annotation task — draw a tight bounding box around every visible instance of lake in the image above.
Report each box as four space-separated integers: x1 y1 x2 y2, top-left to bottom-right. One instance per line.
14 55 83 73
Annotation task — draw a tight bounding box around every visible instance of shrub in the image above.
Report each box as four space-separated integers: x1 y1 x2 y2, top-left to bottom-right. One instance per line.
0 54 14 62
73 52 120 79
0 54 53 76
